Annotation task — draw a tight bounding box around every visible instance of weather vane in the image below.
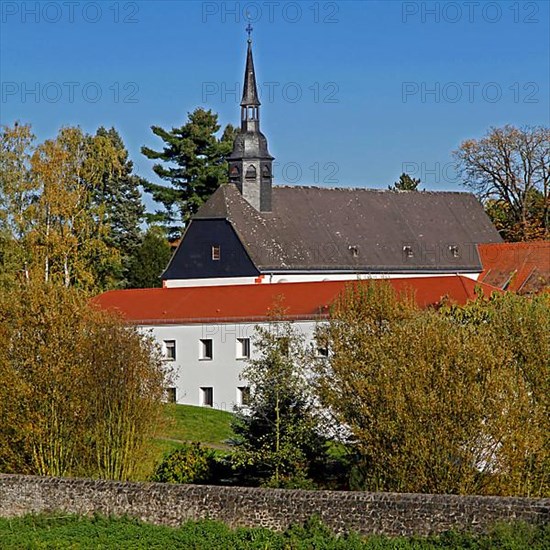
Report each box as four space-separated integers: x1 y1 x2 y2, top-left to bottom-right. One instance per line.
246 22 253 42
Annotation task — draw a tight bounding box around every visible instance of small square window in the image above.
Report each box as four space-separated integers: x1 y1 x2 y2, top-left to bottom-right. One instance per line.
200 339 213 360
236 337 250 359
163 340 176 361
403 245 414 259
316 344 329 358
201 387 213 407
212 245 221 261
166 387 177 403
238 386 251 407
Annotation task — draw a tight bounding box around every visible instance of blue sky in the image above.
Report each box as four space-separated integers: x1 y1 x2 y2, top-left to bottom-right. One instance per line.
1 0 548 211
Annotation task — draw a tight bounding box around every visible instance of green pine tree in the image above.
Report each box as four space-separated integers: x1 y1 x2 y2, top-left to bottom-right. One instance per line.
389 173 422 191
141 108 237 237
92 127 145 285
126 226 173 289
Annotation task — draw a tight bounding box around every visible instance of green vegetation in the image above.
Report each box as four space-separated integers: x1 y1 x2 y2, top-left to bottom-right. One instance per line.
316 283 550 496
231 316 327 488
0 283 167 481
138 405 233 480
162 404 234 449
0 515 548 549
151 443 217 484
141 107 237 236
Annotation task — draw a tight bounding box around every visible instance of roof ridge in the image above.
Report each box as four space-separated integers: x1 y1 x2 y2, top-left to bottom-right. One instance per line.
273 185 473 195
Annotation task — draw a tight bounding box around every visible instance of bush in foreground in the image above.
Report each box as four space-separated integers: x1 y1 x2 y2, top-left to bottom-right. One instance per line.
0 283 169 480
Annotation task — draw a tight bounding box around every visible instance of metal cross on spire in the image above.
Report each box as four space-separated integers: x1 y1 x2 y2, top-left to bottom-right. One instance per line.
246 22 253 42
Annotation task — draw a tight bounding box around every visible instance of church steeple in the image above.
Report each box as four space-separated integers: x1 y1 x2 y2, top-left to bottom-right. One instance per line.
228 29 274 212
242 34 260 102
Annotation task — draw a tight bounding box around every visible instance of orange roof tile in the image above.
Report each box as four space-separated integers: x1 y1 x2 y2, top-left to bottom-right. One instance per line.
478 242 550 294
93 276 499 325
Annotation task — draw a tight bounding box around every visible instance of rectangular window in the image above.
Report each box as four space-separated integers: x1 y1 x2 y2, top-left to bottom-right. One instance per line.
277 337 290 356
315 336 329 358
316 344 329 358
238 386 251 407
236 337 250 359
163 340 176 361
166 387 177 403
211 245 221 261
200 339 213 360
201 387 213 407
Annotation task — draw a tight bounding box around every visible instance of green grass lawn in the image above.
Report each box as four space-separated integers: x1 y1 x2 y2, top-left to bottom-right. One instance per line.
1 515 548 550
161 403 234 448
139 404 234 480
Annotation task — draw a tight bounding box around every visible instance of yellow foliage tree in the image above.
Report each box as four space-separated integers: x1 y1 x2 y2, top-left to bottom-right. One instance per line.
27 127 121 290
0 283 168 480
316 282 549 496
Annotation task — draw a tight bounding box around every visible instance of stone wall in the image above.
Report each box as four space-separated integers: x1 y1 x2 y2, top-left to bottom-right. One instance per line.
0 474 548 537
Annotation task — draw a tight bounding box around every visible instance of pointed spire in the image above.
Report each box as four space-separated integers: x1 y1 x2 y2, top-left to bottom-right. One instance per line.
229 29 274 212
241 38 260 107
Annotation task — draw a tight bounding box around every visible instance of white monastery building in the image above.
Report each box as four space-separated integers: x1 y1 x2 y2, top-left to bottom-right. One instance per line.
95 277 499 409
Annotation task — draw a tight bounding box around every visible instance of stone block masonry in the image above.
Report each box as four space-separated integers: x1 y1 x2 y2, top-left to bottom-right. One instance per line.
0 474 548 537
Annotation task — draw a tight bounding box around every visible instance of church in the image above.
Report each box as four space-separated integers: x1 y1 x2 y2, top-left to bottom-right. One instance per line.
95 35 506 409
162 35 501 288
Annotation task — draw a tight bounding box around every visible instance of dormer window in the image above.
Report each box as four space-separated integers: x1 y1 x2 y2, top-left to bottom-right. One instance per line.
348 245 359 258
211 245 221 261
403 245 414 258
245 165 257 179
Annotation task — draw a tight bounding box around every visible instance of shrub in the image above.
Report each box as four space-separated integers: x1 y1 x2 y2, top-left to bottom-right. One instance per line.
151 443 216 484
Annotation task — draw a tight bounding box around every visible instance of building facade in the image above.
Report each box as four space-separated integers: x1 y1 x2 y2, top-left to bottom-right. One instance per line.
95 276 499 409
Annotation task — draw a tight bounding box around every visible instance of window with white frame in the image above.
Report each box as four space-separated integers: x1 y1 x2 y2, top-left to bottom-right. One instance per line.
163 340 176 361
316 343 329 358
199 339 213 360
201 387 213 407
211 245 221 261
277 336 290 356
237 386 251 407
236 337 250 359
165 387 177 403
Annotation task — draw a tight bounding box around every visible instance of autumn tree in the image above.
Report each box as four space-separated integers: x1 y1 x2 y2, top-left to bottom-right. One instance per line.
316 281 550 496
0 282 168 480
441 292 550 497
454 125 550 241
232 316 326 488
25 126 120 289
1 123 149 290
141 108 237 236
0 122 36 288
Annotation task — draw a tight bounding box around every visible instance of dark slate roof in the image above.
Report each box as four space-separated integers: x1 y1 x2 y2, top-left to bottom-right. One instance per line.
241 41 260 106
193 184 502 273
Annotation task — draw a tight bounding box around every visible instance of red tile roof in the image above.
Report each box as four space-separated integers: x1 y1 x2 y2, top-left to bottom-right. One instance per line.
93 276 499 325
478 242 550 294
